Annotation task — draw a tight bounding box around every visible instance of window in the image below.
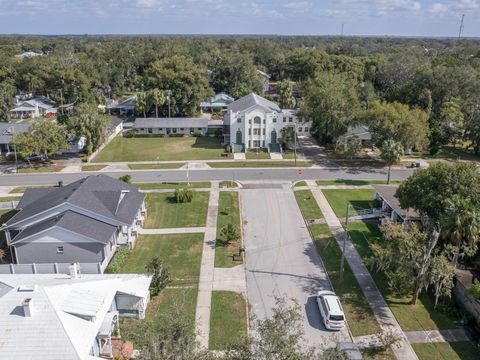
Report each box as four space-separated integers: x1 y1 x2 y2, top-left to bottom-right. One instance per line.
166 128 171 134
283 117 287 123
158 128 163 131
190 128 194 134
248 119 252 124
289 117 293 122
253 140 261 147
253 129 260 135
173 128 177 133
57 246 64 254
198 128 202 131
263 119 266 124
248 140 251 147
298 127 302 132
237 118 242 123
140 128 145 131
180 128 184 131
248 128 251 135
254 116 261 124
262 128 265 135
262 140 265 147
148 128 153 134
273 118 277 123
304 127 309 133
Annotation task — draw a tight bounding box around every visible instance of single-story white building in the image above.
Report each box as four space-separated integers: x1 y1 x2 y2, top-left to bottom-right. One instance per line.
133 117 209 136
373 185 421 225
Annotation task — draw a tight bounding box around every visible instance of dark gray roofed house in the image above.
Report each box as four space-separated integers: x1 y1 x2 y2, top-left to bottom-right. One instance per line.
0 122 32 155
373 185 420 224
2 175 147 272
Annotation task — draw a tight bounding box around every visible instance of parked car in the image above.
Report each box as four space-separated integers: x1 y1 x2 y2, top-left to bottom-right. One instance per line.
316 290 346 330
24 154 46 162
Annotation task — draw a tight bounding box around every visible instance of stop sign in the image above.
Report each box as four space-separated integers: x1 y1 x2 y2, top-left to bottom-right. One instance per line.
297 169 303 175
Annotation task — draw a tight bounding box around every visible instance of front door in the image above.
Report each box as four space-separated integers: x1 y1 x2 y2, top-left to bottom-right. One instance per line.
271 130 277 144
236 129 243 144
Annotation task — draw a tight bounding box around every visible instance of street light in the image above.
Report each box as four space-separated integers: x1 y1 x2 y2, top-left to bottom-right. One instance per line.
293 121 298 167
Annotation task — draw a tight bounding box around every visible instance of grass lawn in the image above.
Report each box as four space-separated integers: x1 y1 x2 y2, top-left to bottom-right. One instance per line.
81 165 106 172
245 150 271 159
9 185 52 194
294 190 323 220
406 145 480 163
412 342 479 360
294 181 307 187
145 192 209 228
17 164 64 173
0 197 21 202
93 136 225 162
215 191 242 268
310 224 381 337
322 189 375 218
128 163 185 170
207 161 313 168
316 179 403 186
348 221 459 331
219 181 238 188
120 287 198 348
135 181 211 190
209 291 248 350
122 233 203 286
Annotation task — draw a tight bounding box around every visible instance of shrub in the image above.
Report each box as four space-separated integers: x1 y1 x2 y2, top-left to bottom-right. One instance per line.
81 155 89 163
119 174 132 184
106 247 129 273
168 133 184 138
220 224 239 246
146 257 170 296
174 188 195 203
470 279 480 300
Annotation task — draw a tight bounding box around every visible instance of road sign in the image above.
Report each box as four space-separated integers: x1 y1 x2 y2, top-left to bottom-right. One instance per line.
297 169 303 175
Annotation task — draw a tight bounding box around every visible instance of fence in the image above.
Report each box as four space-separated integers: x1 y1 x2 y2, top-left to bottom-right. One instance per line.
0 262 102 275
0 201 18 210
454 279 480 327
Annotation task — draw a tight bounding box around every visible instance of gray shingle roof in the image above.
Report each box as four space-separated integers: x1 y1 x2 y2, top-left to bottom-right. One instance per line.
373 185 420 220
7 174 145 227
0 122 32 144
227 93 280 113
11 210 117 244
133 117 208 129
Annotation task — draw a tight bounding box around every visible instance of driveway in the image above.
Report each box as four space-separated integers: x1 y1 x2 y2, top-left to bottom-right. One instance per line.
240 183 350 349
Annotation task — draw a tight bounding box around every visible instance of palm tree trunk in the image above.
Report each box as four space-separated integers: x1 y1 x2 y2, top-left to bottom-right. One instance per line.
155 104 158 118
387 165 391 184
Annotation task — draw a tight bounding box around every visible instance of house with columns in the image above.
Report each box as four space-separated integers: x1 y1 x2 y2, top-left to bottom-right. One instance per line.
224 93 312 153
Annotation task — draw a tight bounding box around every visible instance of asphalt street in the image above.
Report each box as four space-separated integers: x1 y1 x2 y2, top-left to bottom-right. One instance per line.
240 183 350 349
0 167 415 186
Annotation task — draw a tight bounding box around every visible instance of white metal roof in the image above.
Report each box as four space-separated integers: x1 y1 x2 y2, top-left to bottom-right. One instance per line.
0 274 152 360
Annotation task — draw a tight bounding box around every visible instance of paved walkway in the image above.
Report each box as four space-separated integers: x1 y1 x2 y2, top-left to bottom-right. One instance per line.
213 265 247 294
405 328 472 344
195 182 220 349
305 180 418 360
233 153 246 160
139 227 206 235
141 188 211 193
269 152 283 160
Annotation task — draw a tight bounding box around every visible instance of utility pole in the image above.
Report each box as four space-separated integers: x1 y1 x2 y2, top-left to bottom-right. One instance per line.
341 23 344 36
340 203 350 283
293 123 297 167
458 14 465 40
186 162 190 186
166 90 172 118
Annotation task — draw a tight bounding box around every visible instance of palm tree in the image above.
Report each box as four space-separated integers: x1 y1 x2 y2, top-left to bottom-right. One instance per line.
136 92 148 118
148 89 165 118
149 89 166 118
380 139 404 184
443 195 480 265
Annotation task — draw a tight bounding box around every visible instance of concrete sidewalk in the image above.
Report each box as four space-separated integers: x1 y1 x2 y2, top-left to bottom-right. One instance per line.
306 180 418 360
195 182 220 349
139 227 206 235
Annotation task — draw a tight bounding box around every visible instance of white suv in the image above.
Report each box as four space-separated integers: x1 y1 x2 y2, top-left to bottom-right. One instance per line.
316 290 346 331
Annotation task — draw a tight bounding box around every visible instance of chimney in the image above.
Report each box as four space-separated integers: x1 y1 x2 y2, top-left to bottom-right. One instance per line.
69 263 79 279
22 298 34 317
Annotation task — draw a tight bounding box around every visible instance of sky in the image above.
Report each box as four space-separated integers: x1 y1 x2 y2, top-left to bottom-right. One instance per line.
0 0 479 37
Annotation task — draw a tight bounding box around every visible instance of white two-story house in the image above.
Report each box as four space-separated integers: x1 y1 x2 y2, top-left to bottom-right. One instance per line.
224 93 312 153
